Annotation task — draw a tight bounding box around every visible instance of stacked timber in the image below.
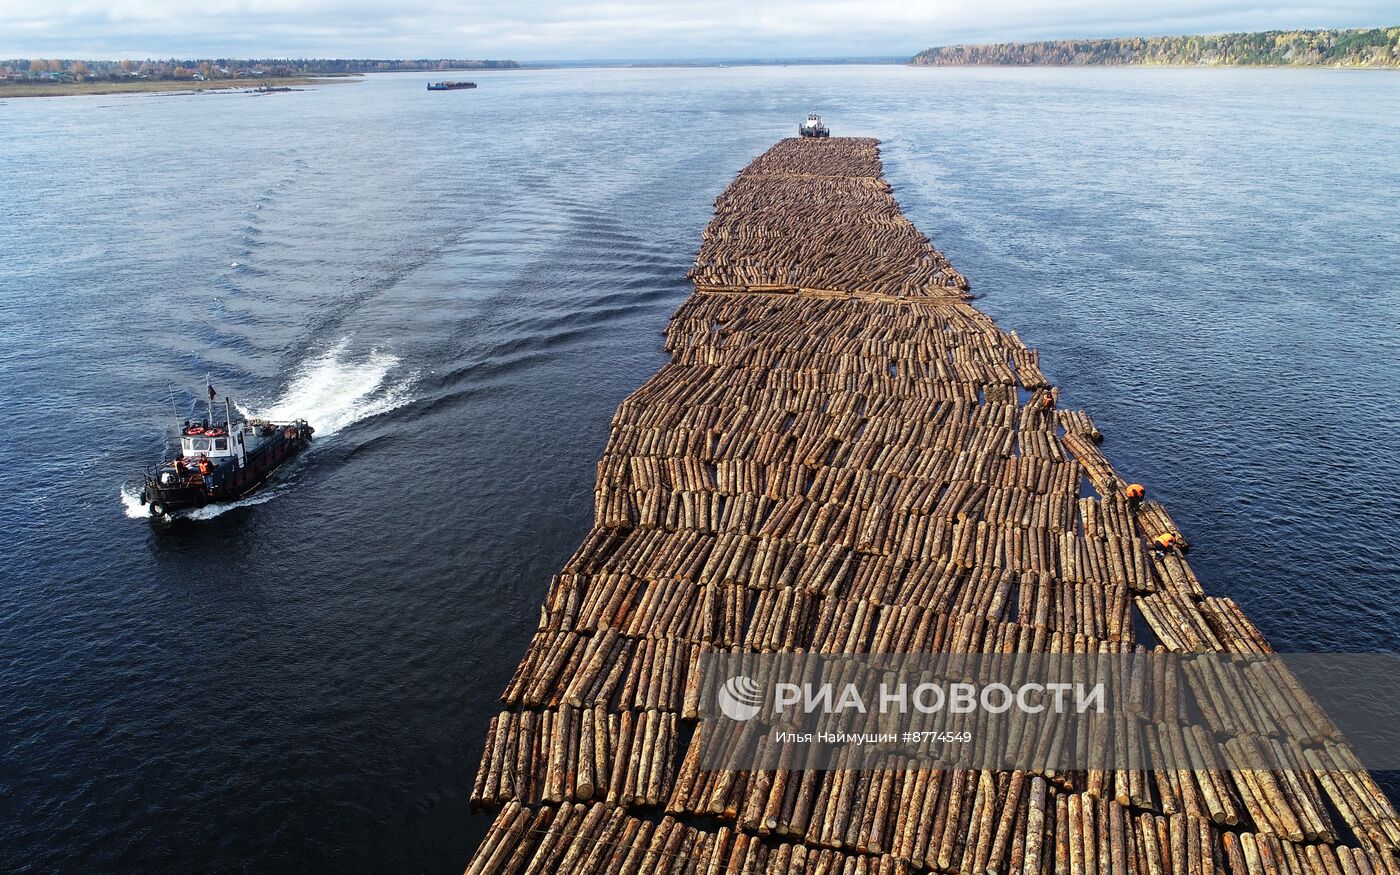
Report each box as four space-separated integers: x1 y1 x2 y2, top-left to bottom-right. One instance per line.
689 137 969 298
462 137 1400 873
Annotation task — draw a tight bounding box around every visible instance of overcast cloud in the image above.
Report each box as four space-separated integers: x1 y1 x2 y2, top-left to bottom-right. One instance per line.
2 0 1394 61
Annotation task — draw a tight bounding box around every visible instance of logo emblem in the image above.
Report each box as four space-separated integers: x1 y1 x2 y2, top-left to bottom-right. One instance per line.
718 675 763 721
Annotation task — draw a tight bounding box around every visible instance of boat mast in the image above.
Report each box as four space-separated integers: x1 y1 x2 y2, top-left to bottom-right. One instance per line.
167 382 181 426
206 375 215 423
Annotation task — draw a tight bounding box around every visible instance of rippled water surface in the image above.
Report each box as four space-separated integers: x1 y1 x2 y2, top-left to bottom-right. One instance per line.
2 66 1398 871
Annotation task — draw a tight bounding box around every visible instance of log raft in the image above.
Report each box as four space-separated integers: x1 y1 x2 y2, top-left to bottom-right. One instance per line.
462 138 1400 873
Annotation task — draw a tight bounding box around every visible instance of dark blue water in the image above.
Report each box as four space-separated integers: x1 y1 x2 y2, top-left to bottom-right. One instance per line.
2 66 1397 872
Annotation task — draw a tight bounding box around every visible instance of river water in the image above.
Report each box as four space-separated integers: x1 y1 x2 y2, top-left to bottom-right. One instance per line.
2 65 1397 871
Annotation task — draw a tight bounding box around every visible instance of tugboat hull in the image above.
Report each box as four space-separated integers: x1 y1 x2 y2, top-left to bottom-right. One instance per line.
142 422 312 517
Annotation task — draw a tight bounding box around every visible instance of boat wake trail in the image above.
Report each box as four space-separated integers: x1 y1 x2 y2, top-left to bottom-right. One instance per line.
244 340 419 439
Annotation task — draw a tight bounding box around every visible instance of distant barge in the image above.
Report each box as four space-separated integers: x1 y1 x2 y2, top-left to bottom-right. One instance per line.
428 81 477 91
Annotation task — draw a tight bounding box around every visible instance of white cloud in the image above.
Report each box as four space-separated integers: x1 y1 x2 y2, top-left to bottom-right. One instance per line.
0 0 1393 60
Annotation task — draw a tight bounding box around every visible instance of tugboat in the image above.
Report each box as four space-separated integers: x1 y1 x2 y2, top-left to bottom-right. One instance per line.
427 81 477 91
799 111 829 138
139 384 313 519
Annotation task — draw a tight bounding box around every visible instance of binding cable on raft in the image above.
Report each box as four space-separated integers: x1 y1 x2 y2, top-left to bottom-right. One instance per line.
461 137 1400 874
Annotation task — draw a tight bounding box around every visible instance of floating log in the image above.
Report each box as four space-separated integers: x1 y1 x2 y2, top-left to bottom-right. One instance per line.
461 137 1398 874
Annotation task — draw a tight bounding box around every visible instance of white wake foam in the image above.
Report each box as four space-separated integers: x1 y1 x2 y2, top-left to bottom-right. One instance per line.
121 484 149 519
243 341 418 438
179 490 281 520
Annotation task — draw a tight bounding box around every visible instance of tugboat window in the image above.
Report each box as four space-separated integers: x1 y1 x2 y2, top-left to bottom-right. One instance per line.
191 438 210 452
214 438 228 451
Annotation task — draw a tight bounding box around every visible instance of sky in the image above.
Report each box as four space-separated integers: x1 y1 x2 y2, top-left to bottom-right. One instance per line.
1 0 1395 62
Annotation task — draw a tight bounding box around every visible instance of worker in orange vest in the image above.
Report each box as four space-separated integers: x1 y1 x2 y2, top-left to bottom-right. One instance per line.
1152 532 1179 552
1125 483 1146 510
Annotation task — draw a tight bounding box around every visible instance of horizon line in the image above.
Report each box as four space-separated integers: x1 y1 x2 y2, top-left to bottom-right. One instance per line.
5 22 1395 66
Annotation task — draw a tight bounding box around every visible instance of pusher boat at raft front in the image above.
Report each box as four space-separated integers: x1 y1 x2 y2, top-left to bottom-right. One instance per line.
140 384 313 519
798 111 829 138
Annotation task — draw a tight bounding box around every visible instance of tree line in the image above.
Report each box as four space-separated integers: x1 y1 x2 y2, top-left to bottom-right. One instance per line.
912 27 1400 67
1 57 520 82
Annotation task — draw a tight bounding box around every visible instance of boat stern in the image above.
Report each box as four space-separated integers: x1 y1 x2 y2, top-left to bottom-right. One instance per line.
142 468 206 517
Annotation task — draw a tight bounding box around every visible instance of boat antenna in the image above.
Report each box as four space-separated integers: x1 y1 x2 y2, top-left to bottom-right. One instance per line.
167 382 181 426
206 374 215 423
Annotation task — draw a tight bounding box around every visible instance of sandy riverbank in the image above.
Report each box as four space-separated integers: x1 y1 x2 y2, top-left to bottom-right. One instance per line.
0 75 358 99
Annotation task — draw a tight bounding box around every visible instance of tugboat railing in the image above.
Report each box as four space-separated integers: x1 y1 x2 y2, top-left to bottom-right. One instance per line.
144 462 211 489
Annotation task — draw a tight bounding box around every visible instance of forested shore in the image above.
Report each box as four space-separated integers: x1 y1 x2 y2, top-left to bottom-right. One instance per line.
0 57 520 98
913 27 1400 67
